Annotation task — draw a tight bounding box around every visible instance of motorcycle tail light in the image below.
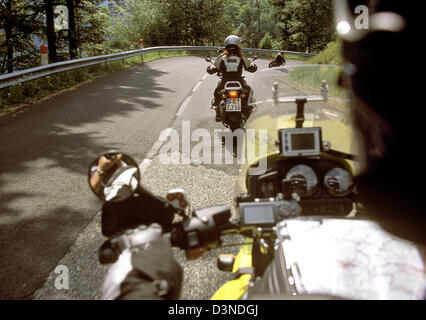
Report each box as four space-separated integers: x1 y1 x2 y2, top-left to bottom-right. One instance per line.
229 91 238 98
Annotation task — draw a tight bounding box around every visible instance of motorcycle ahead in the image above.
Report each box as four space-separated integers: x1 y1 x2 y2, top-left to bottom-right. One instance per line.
205 54 257 132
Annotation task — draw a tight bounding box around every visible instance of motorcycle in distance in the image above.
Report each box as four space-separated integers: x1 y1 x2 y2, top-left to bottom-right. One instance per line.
205 53 258 132
89 66 425 300
268 52 286 68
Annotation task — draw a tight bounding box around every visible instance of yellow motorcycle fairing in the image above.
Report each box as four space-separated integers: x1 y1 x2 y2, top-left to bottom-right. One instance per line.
211 237 253 300
236 112 360 195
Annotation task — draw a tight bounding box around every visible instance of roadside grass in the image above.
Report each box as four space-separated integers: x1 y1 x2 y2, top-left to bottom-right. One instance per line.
0 50 219 115
307 41 342 65
282 40 347 106
279 41 351 120
287 65 346 99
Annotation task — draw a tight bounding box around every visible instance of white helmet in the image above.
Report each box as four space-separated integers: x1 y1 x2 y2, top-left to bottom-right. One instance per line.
224 35 241 48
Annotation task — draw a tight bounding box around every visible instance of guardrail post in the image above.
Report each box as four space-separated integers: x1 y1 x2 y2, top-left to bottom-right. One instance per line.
40 43 48 66
139 39 144 49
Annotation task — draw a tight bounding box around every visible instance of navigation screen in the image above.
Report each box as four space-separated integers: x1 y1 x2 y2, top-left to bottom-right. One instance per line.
291 133 315 150
243 205 275 225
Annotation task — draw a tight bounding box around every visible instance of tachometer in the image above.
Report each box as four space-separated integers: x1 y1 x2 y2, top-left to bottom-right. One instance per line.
285 164 318 197
324 168 354 197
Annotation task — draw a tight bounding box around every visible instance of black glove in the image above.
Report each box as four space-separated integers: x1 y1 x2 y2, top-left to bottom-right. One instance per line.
247 63 258 73
102 224 183 300
207 65 218 75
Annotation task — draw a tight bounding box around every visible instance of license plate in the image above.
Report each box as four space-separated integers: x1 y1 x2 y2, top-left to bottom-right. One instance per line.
226 98 241 112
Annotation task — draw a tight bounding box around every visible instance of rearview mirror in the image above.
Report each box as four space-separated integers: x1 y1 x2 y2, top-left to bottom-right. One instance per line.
88 150 140 203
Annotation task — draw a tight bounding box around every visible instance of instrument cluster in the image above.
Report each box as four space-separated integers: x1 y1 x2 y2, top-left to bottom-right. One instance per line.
246 159 355 216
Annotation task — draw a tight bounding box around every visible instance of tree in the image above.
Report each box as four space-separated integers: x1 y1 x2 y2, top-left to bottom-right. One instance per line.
274 0 335 52
66 0 78 59
259 32 273 49
44 0 58 62
76 0 112 56
108 0 233 49
0 0 45 73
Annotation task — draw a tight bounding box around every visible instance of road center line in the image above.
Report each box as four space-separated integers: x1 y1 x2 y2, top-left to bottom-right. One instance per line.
192 81 202 92
176 96 192 117
140 74 207 172
140 127 173 173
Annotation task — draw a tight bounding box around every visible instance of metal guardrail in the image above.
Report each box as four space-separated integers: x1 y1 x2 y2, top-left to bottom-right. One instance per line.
0 46 315 90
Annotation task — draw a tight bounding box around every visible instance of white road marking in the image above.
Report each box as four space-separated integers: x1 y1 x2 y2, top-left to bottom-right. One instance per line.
139 158 153 175
259 67 286 72
140 127 173 172
192 81 202 92
176 96 192 117
146 127 172 158
140 73 208 172
323 110 342 120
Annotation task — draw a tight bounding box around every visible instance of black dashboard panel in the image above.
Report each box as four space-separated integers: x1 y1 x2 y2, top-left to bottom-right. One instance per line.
246 158 355 216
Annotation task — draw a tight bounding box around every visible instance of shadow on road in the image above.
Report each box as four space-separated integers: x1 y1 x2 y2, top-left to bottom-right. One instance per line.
0 63 176 299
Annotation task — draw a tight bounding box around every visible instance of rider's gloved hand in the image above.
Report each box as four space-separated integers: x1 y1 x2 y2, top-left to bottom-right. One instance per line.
247 63 258 72
101 224 183 300
207 66 218 74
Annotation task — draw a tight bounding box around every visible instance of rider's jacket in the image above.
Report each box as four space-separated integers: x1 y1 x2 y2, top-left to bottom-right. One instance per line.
213 54 256 80
276 53 285 63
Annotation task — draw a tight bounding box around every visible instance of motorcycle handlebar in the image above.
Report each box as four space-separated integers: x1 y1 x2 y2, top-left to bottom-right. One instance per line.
170 205 234 250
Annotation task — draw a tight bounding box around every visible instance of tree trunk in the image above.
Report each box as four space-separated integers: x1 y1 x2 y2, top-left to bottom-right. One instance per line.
66 0 78 59
45 0 58 63
256 0 261 47
5 1 13 73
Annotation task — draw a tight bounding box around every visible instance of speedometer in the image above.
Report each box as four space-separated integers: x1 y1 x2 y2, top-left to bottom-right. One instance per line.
285 164 318 197
324 168 354 197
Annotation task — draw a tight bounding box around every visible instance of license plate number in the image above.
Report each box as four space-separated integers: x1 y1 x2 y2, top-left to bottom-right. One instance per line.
226 98 241 112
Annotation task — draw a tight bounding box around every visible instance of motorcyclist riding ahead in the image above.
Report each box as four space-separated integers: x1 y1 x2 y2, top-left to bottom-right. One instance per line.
207 35 258 122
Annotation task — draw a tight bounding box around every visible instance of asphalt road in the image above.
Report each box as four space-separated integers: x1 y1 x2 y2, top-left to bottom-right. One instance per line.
0 56 347 300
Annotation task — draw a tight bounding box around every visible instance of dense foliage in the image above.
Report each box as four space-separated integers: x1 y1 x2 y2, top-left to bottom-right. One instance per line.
0 0 336 73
